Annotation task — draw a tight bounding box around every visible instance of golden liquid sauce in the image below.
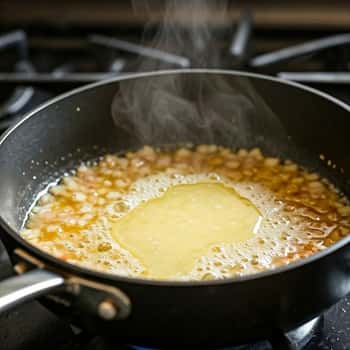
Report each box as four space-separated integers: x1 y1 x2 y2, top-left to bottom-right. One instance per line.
21 145 350 280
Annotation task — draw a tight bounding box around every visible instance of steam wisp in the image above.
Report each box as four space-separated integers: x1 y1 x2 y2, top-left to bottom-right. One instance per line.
112 0 290 154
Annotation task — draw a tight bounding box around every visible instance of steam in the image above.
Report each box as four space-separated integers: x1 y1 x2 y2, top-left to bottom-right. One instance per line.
111 0 289 153
133 0 229 69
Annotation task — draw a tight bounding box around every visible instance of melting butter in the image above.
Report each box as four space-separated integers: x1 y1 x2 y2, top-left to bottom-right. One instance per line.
112 183 261 279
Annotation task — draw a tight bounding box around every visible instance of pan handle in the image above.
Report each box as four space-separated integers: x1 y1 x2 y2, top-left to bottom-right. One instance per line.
0 264 131 320
0 268 64 313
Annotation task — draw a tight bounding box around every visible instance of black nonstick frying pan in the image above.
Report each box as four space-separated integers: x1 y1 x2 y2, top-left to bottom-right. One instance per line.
0 69 349 347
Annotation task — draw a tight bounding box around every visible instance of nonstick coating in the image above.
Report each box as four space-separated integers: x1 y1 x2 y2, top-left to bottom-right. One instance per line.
0 70 350 346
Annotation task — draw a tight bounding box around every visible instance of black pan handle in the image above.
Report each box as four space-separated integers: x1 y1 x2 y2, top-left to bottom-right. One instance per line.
0 268 64 313
0 264 131 320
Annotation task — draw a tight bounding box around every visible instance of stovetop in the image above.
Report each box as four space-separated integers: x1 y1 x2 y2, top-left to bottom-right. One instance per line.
1 5 350 350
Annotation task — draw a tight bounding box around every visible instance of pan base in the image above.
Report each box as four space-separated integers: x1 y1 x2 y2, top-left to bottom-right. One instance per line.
74 316 323 349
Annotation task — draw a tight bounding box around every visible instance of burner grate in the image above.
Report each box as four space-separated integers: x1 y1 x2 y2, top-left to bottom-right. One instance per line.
1 9 350 128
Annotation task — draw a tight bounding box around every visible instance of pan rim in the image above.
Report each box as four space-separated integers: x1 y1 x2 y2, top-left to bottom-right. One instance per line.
0 68 350 287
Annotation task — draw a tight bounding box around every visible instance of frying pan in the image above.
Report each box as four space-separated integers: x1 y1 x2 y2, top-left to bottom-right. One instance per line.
0 69 349 347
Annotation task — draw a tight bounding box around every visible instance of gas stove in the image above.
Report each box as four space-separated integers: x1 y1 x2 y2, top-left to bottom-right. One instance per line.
1 6 350 350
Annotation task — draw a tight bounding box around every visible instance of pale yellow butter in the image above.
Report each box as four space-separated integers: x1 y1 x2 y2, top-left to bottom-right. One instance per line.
112 183 260 279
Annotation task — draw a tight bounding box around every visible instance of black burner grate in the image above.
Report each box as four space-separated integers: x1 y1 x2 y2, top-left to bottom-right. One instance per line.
1 9 350 128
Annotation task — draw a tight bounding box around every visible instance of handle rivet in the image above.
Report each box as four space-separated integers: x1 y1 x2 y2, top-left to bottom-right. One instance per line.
98 300 118 320
14 262 28 274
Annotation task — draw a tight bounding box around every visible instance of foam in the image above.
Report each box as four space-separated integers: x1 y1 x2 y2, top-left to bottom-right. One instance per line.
103 173 327 280
23 171 330 280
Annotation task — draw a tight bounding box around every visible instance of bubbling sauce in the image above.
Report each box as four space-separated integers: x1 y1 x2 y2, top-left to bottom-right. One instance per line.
21 145 350 280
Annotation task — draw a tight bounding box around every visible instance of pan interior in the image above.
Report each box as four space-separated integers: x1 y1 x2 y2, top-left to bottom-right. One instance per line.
0 71 349 239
